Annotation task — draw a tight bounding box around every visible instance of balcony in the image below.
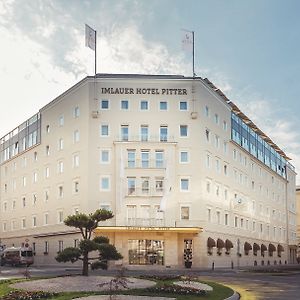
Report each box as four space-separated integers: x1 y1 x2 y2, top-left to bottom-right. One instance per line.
126 187 164 197
116 135 175 143
127 159 165 169
126 218 165 227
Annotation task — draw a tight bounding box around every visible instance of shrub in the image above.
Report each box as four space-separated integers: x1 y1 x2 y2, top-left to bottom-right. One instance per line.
147 284 207 296
0 290 57 300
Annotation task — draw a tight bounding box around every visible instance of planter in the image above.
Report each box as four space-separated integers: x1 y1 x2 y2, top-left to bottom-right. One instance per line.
184 261 192 268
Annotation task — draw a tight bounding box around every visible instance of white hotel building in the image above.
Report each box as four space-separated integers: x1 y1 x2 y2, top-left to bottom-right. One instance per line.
0 74 297 268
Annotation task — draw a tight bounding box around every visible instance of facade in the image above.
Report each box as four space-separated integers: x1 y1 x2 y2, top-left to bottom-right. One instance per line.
296 187 300 262
0 74 297 268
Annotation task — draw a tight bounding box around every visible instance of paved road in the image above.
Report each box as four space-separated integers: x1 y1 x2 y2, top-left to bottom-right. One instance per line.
1 265 300 299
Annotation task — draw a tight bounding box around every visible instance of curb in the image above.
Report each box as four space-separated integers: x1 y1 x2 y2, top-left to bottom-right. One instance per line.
224 291 240 300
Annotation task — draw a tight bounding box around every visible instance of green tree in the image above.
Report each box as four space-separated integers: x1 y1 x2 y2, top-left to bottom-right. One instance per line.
55 209 122 276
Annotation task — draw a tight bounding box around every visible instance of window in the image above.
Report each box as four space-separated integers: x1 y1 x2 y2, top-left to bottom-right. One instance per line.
22 176 26 187
32 216 37 227
46 125 50 133
58 161 64 173
140 125 148 141
59 115 64 126
44 241 49 253
127 150 136 168
121 125 129 141
181 207 190 220
206 181 211 193
180 151 189 163
100 177 110 191
205 129 210 142
101 99 109 109
225 213 229 225
160 101 167 110
216 211 221 224
22 197 26 207
44 213 49 225
127 177 136 195
58 211 64 223
58 240 64 253
206 154 211 168
224 164 228 175
45 145 50 156
58 186 63 198
214 114 219 124
160 126 168 142
155 150 164 168
223 121 227 131
121 100 129 110
74 106 80 118
32 194 37 205
74 181 79 193
73 130 80 143
100 124 109 137
34 151 38 161
33 172 38 183
223 141 228 154
141 177 150 194
180 125 188 137
155 177 164 192
234 216 238 227
45 167 50 178
179 101 188 110
215 135 219 148
141 150 149 168
58 138 64 150
100 150 110 164
73 154 80 167
207 208 211 222
140 100 148 110
180 178 189 191
204 106 209 117
22 218 26 229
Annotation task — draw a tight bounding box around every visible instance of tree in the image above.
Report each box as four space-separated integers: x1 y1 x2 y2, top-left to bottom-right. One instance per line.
55 209 122 276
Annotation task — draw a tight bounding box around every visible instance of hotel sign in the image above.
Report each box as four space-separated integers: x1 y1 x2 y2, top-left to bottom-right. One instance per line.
126 226 170 231
101 87 188 96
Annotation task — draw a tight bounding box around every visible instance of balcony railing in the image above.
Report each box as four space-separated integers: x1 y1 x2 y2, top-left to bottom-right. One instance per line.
126 218 165 227
126 159 165 169
116 135 175 143
126 187 164 197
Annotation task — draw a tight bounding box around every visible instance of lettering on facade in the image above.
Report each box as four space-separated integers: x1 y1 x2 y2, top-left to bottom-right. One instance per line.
125 226 170 231
101 87 188 96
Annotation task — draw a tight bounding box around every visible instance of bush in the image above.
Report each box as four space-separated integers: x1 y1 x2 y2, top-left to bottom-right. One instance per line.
147 284 207 296
139 275 182 281
0 290 57 300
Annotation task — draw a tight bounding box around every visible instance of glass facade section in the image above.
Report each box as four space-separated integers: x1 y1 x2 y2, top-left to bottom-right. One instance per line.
128 239 164 265
0 113 41 163
231 112 287 178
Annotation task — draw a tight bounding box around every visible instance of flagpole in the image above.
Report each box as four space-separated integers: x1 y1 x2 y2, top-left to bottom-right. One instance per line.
94 30 97 76
192 31 195 77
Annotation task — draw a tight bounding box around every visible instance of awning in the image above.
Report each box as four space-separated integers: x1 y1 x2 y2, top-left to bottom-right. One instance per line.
261 244 267 252
277 244 284 252
207 237 216 248
244 242 252 251
217 238 225 249
253 243 260 251
225 239 233 249
268 243 276 252
94 226 202 234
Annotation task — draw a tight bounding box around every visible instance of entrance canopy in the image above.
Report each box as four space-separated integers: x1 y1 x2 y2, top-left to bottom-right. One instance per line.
94 226 202 234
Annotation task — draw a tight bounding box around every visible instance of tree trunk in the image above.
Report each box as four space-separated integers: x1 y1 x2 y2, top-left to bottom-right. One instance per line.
82 252 89 276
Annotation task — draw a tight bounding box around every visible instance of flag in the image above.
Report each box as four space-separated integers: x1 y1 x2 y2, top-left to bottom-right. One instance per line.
181 30 193 52
85 24 96 51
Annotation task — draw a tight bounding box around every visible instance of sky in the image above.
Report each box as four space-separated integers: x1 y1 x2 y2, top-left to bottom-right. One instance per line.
0 0 299 182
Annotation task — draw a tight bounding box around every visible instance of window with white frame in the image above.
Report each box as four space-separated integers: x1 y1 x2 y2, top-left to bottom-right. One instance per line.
73 130 80 143
22 176 26 187
59 115 64 126
45 166 50 178
127 150 136 168
155 177 164 192
58 138 64 150
216 211 221 224
140 100 148 110
204 105 209 117
160 101 168 110
73 154 80 167
46 145 50 156
100 124 109 137
58 161 64 173
58 211 64 223
179 101 188 110
205 129 210 142
58 240 64 252
121 125 129 141
214 113 219 124
141 177 150 194
100 176 110 191
100 149 110 164
225 213 229 225
155 150 164 168
180 178 189 191
22 218 26 229
44 241 49 253
74 181 79 193
207 208 211 222
181 206 190 220
140 125 149 141
141 150 149 168
74 106 80 118
127 177 136 195
58 185 63 198
160 126 168 142
180 125 188 137
223 120 227 131
121 100 129 110
215 135 219 148
100 99 109 110
32 193 37 205
180 150 189 163
32 216 37 227
33 171 38 183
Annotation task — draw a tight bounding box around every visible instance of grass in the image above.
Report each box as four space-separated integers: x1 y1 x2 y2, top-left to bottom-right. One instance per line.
0 276 234 300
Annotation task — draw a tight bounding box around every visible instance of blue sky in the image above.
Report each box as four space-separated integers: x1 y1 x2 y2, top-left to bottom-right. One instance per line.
0 0 299 181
